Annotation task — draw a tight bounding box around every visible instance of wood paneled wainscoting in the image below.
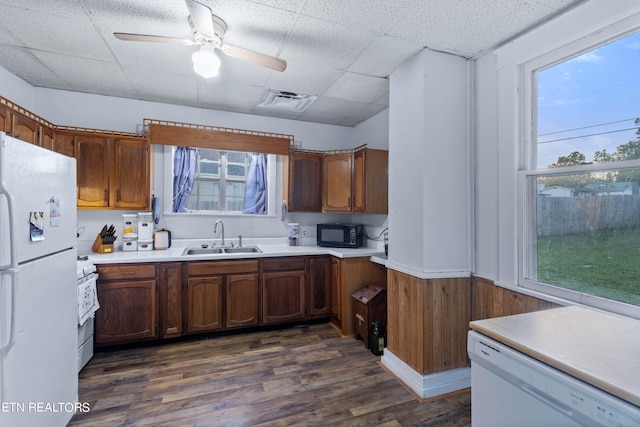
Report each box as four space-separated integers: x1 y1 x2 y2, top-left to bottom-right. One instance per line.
471 276 559 320
382 269 471 399
382 271 559 400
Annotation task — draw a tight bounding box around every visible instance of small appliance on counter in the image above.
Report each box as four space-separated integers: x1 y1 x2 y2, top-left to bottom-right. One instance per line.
317 223 363 248
154 229 171 250
288 223 299 246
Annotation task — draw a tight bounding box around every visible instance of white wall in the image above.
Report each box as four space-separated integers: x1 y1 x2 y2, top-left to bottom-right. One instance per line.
388 48 470 277
0 70 389 250
473 0 640 287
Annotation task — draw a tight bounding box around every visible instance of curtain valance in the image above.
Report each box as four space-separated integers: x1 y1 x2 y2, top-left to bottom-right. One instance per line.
145 119 293 155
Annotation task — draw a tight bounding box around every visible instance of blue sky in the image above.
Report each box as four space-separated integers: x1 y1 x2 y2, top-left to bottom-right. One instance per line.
537 31 640 168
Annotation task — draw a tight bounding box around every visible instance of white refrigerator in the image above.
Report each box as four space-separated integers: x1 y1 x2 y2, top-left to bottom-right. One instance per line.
0 132 78 426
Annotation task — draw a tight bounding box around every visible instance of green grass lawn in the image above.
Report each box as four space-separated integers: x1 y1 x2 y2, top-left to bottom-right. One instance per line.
537 228 640 306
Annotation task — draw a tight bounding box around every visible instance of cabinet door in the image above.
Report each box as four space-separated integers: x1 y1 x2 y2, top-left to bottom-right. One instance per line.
262 270 305 324
286 151 322 212
113 137 150 209
226 273 259 328
330 257 341 320
95 280 158 346
40 125 55 151
75 135 110 208
0 105 11 134
12 113 39 145
187 276 223 333
323 153 352 212
160 262 183 338
309 257 331 318
52 131 75 157
353 148 388 214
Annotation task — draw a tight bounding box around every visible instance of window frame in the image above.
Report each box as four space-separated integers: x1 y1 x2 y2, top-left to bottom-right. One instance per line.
162 145 278 217
518 24 640 320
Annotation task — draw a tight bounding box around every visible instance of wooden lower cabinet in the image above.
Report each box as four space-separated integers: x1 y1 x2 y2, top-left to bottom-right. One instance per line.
262 257 306 324
159 262 183 338
308 256 331 318
95 263 158 347
226 274 259 328
186 276 223 333
95 256 336 346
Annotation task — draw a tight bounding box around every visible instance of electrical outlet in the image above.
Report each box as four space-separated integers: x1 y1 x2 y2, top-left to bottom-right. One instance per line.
302 227 308 237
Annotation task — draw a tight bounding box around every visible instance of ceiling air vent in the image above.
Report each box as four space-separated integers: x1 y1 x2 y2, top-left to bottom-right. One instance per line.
258 90 317 112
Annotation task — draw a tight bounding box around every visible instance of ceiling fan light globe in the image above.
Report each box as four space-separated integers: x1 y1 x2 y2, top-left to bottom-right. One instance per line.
192 47 220 78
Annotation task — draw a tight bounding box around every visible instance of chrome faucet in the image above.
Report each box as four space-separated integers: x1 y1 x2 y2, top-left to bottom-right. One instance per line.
214 220 225 246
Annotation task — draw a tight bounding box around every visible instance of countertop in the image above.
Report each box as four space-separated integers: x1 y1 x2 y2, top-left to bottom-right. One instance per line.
469 306 640 407
83 241 385 265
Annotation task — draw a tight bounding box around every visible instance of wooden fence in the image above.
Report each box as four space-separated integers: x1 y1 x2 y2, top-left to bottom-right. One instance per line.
537 195 640 236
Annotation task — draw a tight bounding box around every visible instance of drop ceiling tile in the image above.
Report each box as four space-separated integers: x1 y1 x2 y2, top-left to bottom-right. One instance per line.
217 57 272 87
466 2 559 56
338 103 388 127
301 0 421 34
0 45 64 87
266 61 342 96
110 42 196 75
280 15 373 69
348 36 423 77
197 79 263 109
0 4 113 62
0 0 86 15
125 67 198 101
34 51 134 96
298 97 369 125
323 73 388 104
243 0 306 13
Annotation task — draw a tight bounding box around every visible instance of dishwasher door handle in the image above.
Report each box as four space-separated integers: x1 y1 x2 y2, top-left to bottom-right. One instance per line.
518 381 574 418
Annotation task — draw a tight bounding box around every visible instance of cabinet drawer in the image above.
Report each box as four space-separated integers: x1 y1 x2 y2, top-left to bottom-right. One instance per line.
97 263 157 281
188 260 259 276
262 257 306 272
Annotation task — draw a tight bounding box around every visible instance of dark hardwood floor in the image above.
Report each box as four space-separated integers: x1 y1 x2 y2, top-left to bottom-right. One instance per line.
70 323 471 426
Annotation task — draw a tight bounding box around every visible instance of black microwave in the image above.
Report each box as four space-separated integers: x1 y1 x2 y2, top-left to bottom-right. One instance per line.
317 223 363 248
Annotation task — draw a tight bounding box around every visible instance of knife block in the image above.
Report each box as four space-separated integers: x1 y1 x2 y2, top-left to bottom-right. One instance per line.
91 233 114 254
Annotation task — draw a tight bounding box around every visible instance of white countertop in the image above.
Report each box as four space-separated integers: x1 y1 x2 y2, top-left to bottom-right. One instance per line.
470 306 640 407
83 241 385 265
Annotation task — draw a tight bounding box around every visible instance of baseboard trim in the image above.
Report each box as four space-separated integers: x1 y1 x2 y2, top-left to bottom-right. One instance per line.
381 349 470 399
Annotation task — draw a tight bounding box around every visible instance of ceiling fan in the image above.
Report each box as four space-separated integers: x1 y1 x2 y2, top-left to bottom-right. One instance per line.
114 0 287 78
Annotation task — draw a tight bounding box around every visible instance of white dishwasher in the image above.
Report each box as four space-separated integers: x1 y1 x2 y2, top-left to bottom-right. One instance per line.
468 330 640 427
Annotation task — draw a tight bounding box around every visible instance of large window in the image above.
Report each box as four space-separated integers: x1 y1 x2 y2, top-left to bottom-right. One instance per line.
168 146 276 215
522 30 640 317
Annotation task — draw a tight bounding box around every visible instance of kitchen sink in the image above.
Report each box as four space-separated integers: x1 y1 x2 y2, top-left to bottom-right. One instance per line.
182 247 224 255
181 246 262 256
223 246 262 253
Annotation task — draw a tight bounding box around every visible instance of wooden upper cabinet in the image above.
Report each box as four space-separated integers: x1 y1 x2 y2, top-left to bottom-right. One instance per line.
75 135 111 208
285 151 322 212
12 114 39 145
74 133 151 210
323 153 353 212
52 131 75 157
353 148 388 214
0 105 12 135
40 125 55 151
112 138 150 209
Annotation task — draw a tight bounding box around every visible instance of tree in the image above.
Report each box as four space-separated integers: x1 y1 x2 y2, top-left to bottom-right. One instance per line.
548 151 586 168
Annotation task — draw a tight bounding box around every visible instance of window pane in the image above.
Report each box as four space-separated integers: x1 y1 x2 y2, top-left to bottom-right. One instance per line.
537 31 640 169
227 163 246 178
533 171 640 306
200 160 219 176
226 182 245 211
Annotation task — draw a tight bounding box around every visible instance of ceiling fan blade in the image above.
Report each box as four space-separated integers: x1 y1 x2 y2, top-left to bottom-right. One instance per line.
185 0 215 38
114 33 196 46
221 44 287 72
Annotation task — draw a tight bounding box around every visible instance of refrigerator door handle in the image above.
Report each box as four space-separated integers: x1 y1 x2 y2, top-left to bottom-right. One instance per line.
0 268 18 351
0 163 17 270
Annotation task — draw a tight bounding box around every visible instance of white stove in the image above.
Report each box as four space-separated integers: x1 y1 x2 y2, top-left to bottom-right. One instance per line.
77 257 99 372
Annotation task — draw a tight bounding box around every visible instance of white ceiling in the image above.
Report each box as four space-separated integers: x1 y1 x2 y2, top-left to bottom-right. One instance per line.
0 0 583 127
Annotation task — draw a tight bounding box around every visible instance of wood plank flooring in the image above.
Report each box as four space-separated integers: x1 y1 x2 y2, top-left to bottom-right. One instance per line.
70 323 471 426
